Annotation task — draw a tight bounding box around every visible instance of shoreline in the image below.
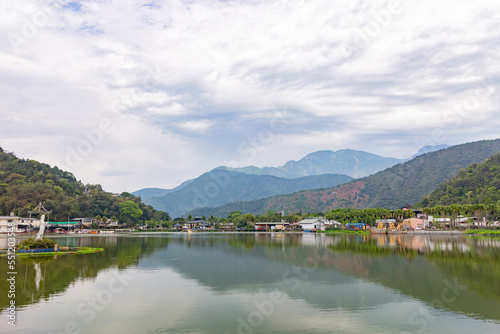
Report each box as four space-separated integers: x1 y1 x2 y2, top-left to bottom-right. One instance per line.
0 247 104 257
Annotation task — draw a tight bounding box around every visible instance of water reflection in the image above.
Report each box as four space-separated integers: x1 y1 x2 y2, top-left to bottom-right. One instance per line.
1 233 499 334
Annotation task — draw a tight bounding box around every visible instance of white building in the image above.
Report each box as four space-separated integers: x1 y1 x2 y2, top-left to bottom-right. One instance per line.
297 217 338 232
0 214 37 233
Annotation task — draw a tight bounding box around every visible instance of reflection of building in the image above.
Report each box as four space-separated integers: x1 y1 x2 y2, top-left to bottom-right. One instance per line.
0 214 38 233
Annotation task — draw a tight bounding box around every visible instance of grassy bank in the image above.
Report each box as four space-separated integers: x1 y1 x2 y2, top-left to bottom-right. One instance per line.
1 247 104 257
463 229 500 235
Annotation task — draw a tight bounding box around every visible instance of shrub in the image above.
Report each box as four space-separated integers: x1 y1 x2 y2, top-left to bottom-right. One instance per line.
18 237 56 250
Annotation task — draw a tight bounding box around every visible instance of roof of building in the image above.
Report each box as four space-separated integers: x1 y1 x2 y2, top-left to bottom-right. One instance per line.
186 219 209 224
298 218 325 224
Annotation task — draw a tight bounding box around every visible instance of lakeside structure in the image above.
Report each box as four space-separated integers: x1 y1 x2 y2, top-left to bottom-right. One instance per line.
0 212 122 234
1 209 497 234
0 213 39 233
297 217 342 232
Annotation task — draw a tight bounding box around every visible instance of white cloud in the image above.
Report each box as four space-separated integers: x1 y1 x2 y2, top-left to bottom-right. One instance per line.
0 0 499 192
174 119 215 132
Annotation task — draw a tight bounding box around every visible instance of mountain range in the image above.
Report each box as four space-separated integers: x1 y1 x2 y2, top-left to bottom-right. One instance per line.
227 149 403 179
187 139 500 217
135 145 449 217
142 171 352 218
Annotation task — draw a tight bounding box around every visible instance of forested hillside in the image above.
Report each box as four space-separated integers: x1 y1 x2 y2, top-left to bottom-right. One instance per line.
417 153 500 207
189 139 500 216
0 147 169 224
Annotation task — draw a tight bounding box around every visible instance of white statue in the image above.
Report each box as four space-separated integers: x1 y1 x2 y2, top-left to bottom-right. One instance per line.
36 214 46 240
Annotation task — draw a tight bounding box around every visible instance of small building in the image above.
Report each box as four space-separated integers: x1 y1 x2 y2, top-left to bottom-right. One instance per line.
0 214 35 233
47 221 79 232
298 217 328 232
402 217 425 229
325 220 342 229
255 222 289 231
172 223 184 231
185 217 210 230
198 222 212 230
375 219 397 224
71 218 97 227
286 223 302 231
218 222 235 230
432 217 452 226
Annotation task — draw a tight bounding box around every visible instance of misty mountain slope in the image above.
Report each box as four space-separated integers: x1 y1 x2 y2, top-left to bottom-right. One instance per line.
133 179 194 200
229 149 402 179
410 144 450 160
188 139 500 216
143 170 353 218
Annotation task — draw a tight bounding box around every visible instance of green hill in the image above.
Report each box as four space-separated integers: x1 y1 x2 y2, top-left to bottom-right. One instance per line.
189 139 500 216
417 153 500 207
0 147 169 223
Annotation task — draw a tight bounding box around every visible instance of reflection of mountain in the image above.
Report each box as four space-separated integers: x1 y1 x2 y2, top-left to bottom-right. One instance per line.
140 234 500 322
0 236 169 311
2 234 499 323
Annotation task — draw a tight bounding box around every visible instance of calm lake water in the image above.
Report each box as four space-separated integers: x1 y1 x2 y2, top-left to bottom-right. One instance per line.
1 233 500 334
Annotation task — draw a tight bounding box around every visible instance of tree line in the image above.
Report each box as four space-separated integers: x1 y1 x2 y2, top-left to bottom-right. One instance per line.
0 148 170 226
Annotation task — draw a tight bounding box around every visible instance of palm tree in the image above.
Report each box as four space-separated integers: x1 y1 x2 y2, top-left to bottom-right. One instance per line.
486 204 498 225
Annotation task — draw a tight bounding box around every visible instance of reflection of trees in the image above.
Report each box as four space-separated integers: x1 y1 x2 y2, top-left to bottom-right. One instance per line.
324 235 500 318
0 236 169 311
164 234 500 321
2 233 500 322
176 232 302 251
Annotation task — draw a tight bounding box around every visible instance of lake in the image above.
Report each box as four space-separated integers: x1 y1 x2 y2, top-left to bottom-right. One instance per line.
1 233 500 334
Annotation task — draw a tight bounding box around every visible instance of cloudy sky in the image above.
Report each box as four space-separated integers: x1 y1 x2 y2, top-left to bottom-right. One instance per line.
1 0 499 192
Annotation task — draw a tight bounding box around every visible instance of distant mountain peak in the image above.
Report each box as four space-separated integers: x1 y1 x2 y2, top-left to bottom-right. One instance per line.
410 144 450 159
235 149 402 179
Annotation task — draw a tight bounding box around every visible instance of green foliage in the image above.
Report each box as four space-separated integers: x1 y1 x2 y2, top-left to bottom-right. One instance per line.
18 237 56 250
359 140 500 209
0 147 170 223
464 229 500 235
417 153 500 208
325 207 410 225
119 200 143 221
